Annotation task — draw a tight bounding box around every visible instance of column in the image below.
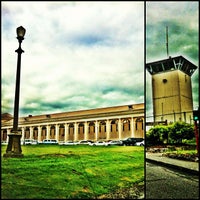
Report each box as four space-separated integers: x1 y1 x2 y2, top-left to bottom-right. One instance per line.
46 125 50 139
38 126 42 142
6 129 11 143
142 118 144 138
106 119 111 140
131 117 134 137
21 127 25 143
118 118 122 140
1 130 4 141
55 124 60 142
84 122 88 140
95 121 99 141
64 124 69 142
74 122 78 141
29 126 33 139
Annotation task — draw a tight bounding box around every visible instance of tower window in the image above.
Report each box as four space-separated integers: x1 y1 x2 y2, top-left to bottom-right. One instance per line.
162 79 167 83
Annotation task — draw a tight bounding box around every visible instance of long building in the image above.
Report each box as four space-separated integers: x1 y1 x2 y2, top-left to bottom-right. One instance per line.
1 103 144 143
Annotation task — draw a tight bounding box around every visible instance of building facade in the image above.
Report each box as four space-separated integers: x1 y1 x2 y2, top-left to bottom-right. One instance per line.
1 103 144 143
146 55 197 124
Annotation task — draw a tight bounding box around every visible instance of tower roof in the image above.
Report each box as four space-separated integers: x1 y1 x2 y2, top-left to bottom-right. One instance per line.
146 55 197 76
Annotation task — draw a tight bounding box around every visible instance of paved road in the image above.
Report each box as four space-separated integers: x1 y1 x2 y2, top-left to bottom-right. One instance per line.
146 162 199 199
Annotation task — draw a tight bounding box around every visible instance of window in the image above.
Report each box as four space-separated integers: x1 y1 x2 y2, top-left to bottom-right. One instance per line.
163 78 167 83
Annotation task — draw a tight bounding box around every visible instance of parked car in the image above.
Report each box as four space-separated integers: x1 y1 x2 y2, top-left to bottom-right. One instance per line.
1 141 8 145
59 141 77 145
24 139 38 145
135 140 145 146
42 139 58 144
77 140 92 145
106 140 122 146
89 141 107 146
121 137 144 146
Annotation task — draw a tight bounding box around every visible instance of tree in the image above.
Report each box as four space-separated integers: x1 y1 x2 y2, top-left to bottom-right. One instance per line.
146 122 194 146
159 125 169 143
169 121 194 143
146 125 164 146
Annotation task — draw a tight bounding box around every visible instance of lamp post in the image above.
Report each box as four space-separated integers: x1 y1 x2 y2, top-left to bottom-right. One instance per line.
3 26 26 158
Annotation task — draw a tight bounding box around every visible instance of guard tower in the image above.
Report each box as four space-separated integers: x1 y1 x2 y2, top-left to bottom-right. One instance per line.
146 55 197 124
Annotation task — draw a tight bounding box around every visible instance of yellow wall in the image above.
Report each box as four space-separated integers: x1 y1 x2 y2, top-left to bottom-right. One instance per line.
152 70 193 123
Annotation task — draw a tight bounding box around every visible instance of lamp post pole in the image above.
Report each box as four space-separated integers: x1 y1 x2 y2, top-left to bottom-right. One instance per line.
3 26 26 158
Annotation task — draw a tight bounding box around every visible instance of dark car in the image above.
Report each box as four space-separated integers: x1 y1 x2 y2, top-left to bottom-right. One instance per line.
121 137 143 146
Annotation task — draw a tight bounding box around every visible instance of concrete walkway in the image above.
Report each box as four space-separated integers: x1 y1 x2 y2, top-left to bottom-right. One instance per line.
146 152 199 175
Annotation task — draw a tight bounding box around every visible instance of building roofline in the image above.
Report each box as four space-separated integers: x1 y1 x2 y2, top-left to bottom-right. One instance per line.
2 103 144 126
146 55 198 76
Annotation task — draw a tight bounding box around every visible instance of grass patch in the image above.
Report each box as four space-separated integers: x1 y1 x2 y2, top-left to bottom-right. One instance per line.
1 145 144 199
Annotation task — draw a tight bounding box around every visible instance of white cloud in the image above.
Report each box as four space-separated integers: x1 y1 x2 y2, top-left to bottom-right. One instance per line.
2 1 144 116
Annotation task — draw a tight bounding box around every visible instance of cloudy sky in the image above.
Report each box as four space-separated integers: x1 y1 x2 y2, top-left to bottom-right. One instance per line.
1 1 144 117
1 1 199 120
146 1 199 120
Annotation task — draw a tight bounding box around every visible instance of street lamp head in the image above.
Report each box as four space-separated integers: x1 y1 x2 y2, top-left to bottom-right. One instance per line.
16 26 26 42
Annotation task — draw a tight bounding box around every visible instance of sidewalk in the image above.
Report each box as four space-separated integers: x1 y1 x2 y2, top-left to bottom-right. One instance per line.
146 152 199 175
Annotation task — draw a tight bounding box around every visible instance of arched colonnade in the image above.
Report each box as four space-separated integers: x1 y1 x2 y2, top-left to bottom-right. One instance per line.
1 117 144 143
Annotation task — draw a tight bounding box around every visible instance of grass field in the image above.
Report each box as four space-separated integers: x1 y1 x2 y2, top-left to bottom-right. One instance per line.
1 145 144 199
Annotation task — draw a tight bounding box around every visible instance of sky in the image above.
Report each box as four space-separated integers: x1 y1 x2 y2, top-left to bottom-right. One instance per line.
1 1 199 120
1 1 144 117
146 1 199 121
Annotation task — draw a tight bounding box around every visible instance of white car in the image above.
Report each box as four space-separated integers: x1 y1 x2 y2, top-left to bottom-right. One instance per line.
135 140 144 146
59 141 77 145
1 141 8 145
89 141 107 146
106 140 122 146
24 139 38 145
77 140 92 145
42 139 58 144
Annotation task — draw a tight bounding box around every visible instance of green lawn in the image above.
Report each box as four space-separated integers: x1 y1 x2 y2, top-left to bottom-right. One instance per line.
1 145 144 199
